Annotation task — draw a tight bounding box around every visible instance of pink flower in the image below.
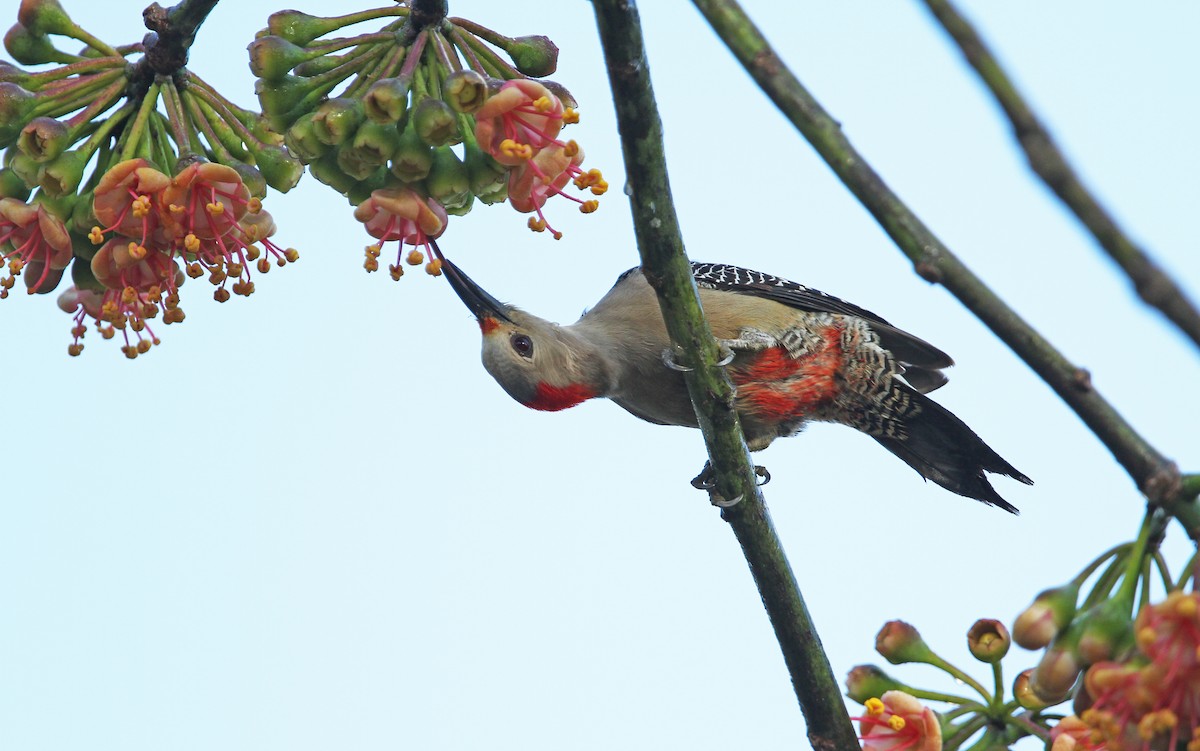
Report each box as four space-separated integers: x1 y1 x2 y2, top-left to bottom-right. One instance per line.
0 198 72 297
473 79 567 167
353 188 447 281
91 158 172 247
856 691 942 751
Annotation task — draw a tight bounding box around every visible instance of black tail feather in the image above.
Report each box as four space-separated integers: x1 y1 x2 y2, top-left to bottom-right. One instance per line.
873 387 1031 514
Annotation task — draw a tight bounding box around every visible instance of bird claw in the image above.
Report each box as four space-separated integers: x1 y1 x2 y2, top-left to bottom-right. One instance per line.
662 347 694 372
716 344 735 367
690 462 769 506
755 465 771 486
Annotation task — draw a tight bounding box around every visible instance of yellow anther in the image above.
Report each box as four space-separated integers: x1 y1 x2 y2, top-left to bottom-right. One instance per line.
214 287 230 303
128 242 148 260
209 270 227 285
130 318 145 332
206 201 225 216
405 250 424 265
121 286 138 305
580 200 599 214
122 345 138 360
561 107 579 124
527 217 546 233
146 285 162 302
284 248 299 263
532 95 553 112
500 138 533 160
89 226 105 245
246 245 262 261
1138 709 1177 739
67 343 83 356
100 326 115 340
1136 626 1157 649
886 716 906 731
591 180 609 196
257 258 271 274
563 139 580 157
552 230 563 240
186 263 204 279
1175 595 1197 617
364 258 379 272
425 259 443 276
184 233 201 253
169 203 185 215
864 698 885 716
131 194 152 218
247 197 262 213
389 264 403 281
227 262 244 277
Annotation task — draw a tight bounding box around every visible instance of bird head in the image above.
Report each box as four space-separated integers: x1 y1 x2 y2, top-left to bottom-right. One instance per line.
441 258 610 411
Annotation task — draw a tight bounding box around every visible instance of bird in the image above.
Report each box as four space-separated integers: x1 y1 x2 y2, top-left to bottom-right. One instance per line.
439 256 1031 513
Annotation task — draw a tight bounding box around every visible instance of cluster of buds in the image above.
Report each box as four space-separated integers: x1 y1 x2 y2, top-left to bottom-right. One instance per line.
847 618 1026 750
1 0 301 357
249 4 607 281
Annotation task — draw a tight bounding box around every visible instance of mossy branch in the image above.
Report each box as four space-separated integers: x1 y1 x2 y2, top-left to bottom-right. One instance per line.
591 2 859 748
690 0 1197 538
920 0 1200 352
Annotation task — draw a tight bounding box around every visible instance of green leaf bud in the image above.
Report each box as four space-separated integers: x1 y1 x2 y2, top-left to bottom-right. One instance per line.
844 664 906 704
966 618 1011 664
0 166 31 199
1013 583 1079 650
443 69 487 114
247 35 310 82
250 143 303 193
389 118 433 182
311 97 364 146
284 112 329 163
363 76 410 124
411 96 460 147
507 35 558 77
266 10 343 47
18 0 74 37
875 621 936 665
426 145 470 213
17 116 69 162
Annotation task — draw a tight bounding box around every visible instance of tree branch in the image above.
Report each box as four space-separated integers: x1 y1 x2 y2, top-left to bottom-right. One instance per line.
141 0 218 75
919 0 1200 352
591 2 859 748
689 0 1196 535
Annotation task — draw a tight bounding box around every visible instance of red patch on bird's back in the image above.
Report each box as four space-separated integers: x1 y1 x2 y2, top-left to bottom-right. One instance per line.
524 381 596 411
479 317 500 334
733 326 844 420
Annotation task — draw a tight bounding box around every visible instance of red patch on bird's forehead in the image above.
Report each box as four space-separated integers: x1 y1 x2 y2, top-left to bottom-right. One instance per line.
523 382 596 411
479 317 500 334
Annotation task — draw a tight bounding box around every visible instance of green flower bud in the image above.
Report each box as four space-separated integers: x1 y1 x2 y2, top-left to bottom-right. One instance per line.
411 96 460 147
0 81 37 147
222 161 267 199
8 151 41 188
364 76 410 124
266 10 342 47
347 119 401 167
308 149 364 195
426 145 471 214
17 116 69 162
4 23 68 65
389 118 433 182
1029 642 1080 704
507 35 558 77
967 618 1011 663
1013 584 1078 650
292 54 345 78
254 74 311 131
344 169 390 206
38 149 88 196
311 97 364 146
844 664 906 704
443 70 487 114
875 620 936 665
336 141 384 181
70 247 103 290
250 143 303 193
1075 599 1133 666
284 112 328 163
0 61 32 85
69 188 95 236
18 0 74 37
1012 668 1052 711
247 35 310 82
0 166 31 199
464 139 507 205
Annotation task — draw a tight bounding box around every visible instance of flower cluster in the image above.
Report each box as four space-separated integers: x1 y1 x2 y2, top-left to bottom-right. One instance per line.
1 0 302 357
249 6 606 281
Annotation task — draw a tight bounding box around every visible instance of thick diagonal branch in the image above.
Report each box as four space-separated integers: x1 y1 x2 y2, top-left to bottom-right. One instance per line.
920 0 1200 352
591 2 860 748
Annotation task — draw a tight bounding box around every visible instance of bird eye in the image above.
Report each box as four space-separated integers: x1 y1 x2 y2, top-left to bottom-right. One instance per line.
510 333 534 358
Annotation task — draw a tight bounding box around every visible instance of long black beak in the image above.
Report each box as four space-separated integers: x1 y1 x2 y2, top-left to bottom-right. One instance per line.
439 255 514 324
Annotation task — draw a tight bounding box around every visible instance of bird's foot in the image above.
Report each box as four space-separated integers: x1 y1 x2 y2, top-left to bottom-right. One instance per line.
661 347 693 372
690 461 771 507
661 344 736 372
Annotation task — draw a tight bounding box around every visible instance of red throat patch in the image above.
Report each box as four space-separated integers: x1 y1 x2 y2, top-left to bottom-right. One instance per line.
479 317 500 334
524 382 596 411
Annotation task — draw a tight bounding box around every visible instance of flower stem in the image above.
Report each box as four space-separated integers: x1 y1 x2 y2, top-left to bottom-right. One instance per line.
591 2 858 749
117 81 161 162
924 652 991 704
1113 511 1158 608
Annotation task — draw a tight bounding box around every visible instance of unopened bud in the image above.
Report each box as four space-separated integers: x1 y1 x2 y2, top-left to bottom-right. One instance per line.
224 161 267 199
336 141 385 181
4 22 67 65
390 119 434 182
426 145 471 214
266 10 341 47
247 35 310 82
1030 643 1081 703
18 116 68 162
348 119 401 168
411 96 460 147
507 34 559 77
443 69 488 113
254 74 310 131
1075 599 1133 666
307 150 360 195
540 79 577 109
845 664 906 704
37 149 88 197
0 167 31 200
1012 668 1053 710
364 76 410 123
0 81 38 146
250 143 303 192
284 113 329 163
875 620 935 665
18 0 74 37
464 140 507 204
1014 584 1078 650
967 618 1011 663
312 97 364 146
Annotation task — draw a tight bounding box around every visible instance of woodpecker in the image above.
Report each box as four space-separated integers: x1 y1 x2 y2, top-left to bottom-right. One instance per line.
441 258 1031 513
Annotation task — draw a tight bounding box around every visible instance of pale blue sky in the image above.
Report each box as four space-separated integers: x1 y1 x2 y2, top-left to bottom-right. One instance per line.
1 2 1197 750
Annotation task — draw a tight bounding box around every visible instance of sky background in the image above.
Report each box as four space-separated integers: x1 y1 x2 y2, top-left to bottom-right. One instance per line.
2 1 1197 749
